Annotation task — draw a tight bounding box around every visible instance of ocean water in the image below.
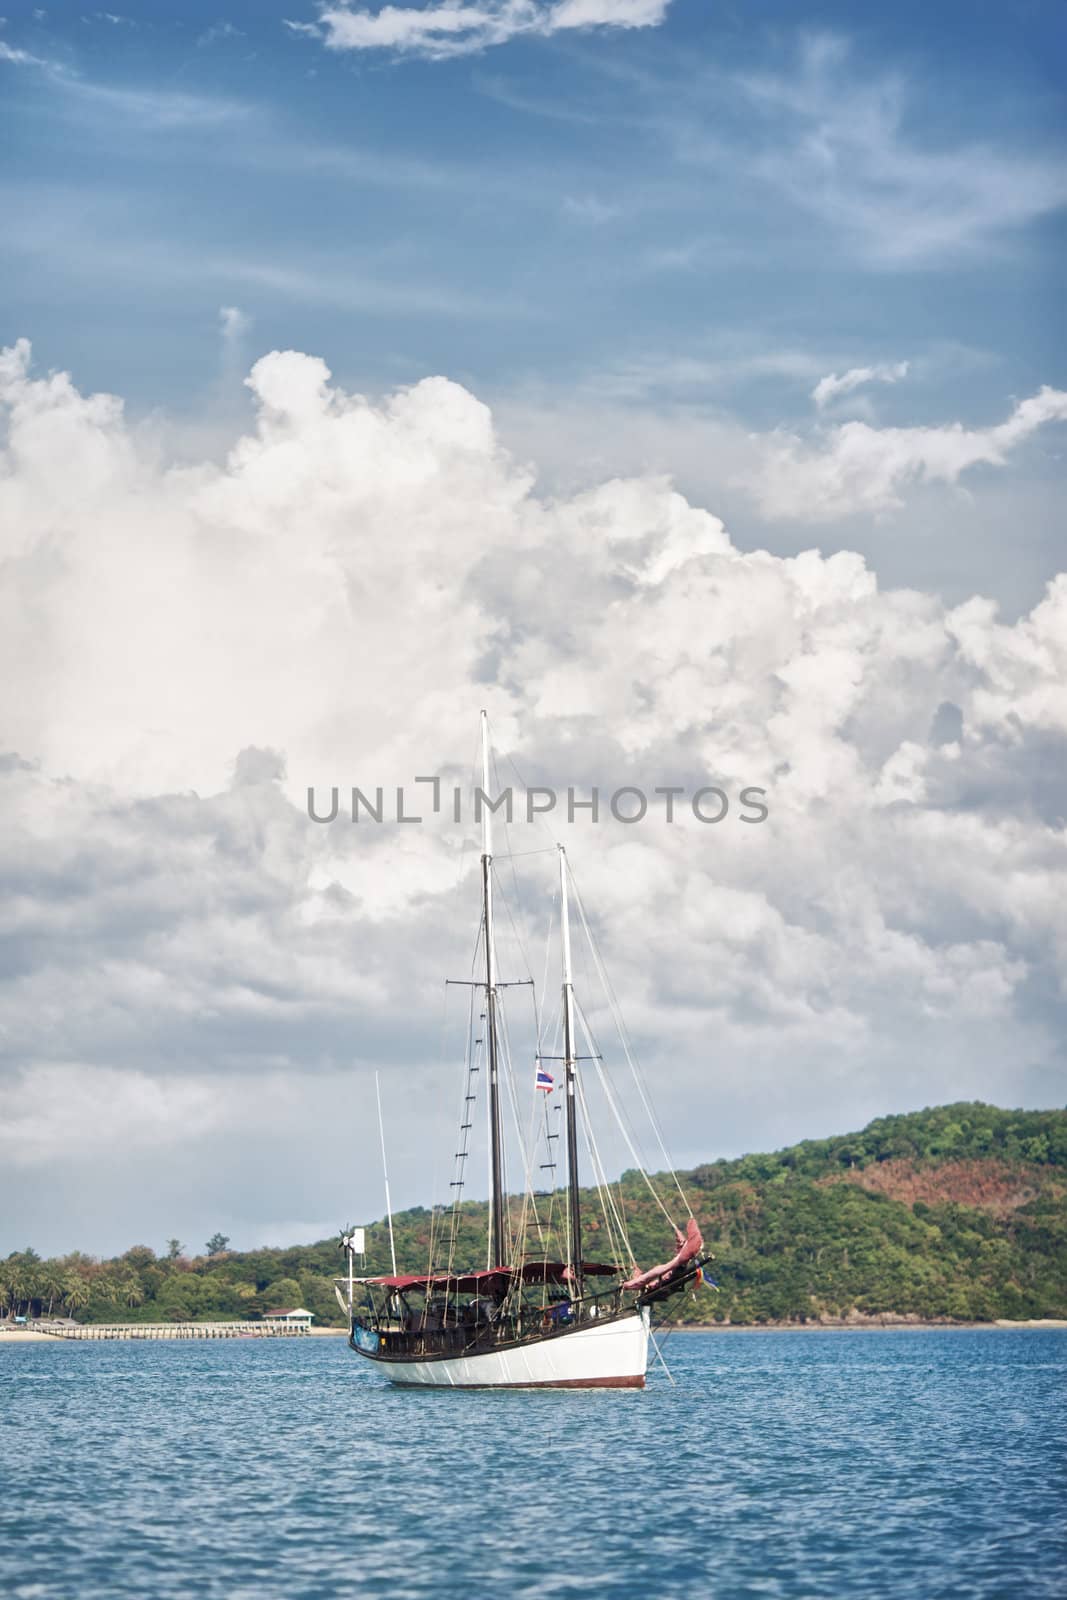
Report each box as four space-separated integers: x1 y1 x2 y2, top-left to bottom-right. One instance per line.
2 1328 1064 1599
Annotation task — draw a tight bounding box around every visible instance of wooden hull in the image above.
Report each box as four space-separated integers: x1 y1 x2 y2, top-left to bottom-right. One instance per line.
351 1307 650 1389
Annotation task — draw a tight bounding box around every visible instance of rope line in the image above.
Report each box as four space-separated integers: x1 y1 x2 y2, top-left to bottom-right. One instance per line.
569 871 695 1221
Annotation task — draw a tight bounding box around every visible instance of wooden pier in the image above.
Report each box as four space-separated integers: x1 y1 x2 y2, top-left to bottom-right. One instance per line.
36 1319 312 1341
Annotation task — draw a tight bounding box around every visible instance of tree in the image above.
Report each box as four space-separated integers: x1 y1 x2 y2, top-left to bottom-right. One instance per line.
10 1261 40 1318
165 1239 183 1260
256 1278 303 1315
123 1245 157 1269
92 1276 122 1311
40 1264 66 1317
205 1234 231 1256
63 1276 90 1320
158 1276 198 1320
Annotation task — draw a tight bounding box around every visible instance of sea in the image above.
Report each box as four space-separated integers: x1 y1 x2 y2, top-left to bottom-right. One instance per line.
2 1328 1064 1599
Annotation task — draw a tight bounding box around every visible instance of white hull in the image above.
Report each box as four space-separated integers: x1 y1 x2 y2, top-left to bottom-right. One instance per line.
358 1308 650 1389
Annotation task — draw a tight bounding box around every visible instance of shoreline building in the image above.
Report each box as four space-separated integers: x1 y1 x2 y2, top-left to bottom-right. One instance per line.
262 1307 315 1329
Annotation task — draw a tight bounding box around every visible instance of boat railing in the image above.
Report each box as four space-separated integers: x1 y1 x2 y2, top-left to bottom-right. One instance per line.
350 1280 632 1358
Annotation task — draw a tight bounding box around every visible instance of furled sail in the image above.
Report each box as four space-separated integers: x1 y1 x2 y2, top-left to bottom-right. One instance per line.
621 1217 704 1293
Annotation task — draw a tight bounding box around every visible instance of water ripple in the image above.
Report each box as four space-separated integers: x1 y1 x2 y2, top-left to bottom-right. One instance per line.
1 1329 1064 1598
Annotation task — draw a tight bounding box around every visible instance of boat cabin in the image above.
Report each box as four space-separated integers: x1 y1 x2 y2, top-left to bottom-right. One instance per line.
351 1261 626 1356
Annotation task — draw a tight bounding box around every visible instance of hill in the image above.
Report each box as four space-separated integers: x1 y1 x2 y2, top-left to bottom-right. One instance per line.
3 1103 1065 1327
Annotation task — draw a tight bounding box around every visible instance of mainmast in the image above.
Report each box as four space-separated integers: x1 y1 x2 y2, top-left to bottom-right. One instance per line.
559 845 583 1294
481 710 507 1270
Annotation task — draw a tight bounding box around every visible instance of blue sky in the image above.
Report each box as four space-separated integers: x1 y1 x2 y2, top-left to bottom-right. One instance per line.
3 2 1064 413
2 2 1066 1254
4 1 1065 614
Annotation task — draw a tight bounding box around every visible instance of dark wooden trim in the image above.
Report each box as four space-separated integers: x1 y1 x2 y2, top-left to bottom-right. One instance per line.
389 1373 646 1389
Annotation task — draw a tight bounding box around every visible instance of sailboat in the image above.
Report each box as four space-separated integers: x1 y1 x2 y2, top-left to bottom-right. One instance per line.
339 713 707 1388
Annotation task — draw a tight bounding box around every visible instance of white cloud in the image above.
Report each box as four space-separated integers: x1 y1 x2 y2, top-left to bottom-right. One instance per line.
295 0 671 60
948 578 1067 738
61 77 250 129
1 336 1064 1251
0 1066 225 1168
812 361 909 410
680 34 1067 265
562 194 622 224
219 304 251 343
0 39 46 64
197 20 245 46
497 365 1067 529
570 347 826 404
549 0 667 22
0 45 251 127
751 384 1067 521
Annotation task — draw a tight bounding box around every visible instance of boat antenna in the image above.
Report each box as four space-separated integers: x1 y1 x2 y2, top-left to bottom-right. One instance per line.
375 1069 398 1277
559 844 583 1295
481 709 507 1269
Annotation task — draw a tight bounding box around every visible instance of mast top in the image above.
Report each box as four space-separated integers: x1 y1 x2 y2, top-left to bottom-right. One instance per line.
558 844 574 989
480 708 493 861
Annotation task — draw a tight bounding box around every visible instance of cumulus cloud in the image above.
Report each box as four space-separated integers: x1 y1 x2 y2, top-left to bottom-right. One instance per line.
1 336 1065 1251
751 384 1067 521
290 0 670 60
812 361 909 410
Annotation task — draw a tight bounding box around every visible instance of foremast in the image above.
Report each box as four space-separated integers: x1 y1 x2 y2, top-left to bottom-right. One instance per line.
481 710 507 1271
559 845 583 1295
479 723 582 1290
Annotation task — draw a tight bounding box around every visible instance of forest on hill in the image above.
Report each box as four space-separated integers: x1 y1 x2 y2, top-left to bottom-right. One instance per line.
3 1103 1065 1327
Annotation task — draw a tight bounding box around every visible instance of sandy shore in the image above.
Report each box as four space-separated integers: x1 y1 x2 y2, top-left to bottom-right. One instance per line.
670 1318 1067 1332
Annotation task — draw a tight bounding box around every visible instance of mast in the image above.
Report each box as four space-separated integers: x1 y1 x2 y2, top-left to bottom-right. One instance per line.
481 710 506 1269
559 845 583 1293
375 1071 398 1278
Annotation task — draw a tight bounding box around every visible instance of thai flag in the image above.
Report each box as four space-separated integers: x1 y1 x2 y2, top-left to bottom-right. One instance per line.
535 1067 554 1092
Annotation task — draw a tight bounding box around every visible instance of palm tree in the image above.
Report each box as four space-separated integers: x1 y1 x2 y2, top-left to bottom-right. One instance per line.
123 1279 145 1310
63 1276 90 1321
93 1276 122 1313
10 1264 40 1319
40 1264 66 1318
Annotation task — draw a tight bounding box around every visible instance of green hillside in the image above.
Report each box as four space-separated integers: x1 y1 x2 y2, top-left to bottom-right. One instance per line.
4 1103 1065 1327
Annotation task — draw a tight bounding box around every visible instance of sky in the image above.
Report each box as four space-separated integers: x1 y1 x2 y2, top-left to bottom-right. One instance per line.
1 0 1065 1258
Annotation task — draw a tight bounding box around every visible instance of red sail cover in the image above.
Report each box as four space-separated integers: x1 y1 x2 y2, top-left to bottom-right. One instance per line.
620 1217 703 1292
366 1261 620 1294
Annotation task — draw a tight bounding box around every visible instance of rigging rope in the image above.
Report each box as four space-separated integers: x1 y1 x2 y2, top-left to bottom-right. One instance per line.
575 1002 678 1232
568 871 695 1222
574 1070 635 1272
